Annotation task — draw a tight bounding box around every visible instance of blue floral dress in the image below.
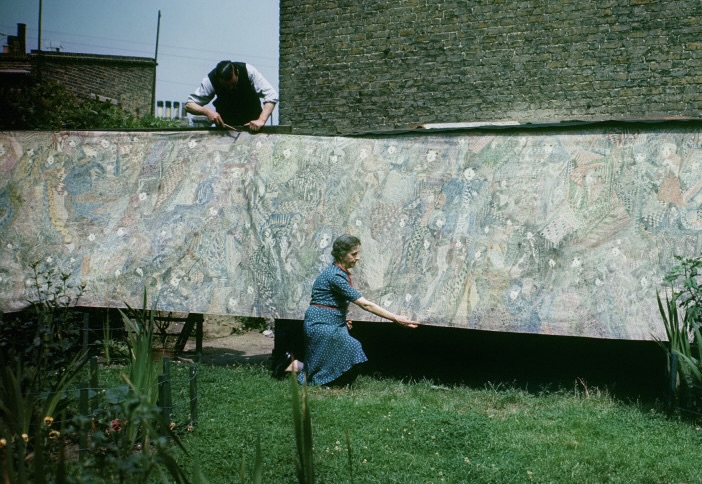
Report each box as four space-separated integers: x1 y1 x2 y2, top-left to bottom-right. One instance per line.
299 263 368 385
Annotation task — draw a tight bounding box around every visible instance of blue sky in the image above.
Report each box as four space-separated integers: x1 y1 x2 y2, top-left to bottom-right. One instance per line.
0 0 279 119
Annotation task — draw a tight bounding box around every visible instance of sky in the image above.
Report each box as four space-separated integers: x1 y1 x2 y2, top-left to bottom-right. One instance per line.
0 0 280 121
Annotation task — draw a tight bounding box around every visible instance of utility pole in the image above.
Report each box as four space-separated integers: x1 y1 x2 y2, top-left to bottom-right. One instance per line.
151 10 161 116
37 0 42 51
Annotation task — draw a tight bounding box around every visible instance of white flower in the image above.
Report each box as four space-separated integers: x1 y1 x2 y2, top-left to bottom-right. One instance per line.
247 286 254 295
474 250 482 260
359 148 369 160
88 233 96 241
188 140 198 149
283 148 292 159
46 256 53 264
209 207 218 217
26 278 33 286
548 259 556 268
405 293 413 303
170 276 180 287
114 269 121 277
426 150 438 162
116 227 126 237
6 243 13 250
47 155 55 165
355 219 362 227
136 267 144 277
138 192 148 201
455 240 463 249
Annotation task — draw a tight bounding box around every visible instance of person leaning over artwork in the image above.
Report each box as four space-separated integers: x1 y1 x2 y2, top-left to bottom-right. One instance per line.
289 234 420 387
184 60 278 132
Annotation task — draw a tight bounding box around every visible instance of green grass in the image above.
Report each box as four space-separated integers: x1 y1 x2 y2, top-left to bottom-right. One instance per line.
157 363 702 484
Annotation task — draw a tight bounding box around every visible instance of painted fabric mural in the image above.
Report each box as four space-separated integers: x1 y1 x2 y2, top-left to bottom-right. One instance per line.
1 128 701 340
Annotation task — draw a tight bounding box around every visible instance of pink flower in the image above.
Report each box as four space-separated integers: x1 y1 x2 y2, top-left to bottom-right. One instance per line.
111 418 123 433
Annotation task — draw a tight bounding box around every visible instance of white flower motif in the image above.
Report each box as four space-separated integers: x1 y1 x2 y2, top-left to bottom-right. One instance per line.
359 148 369 160
283 148 292 159
355 219 362 226
6 243 12 249
188 140 198 149
26 278 33 286
170 276 180 287
47 155 55 165
209 207 218 217
595 278 603 287
455 240 463 249
247 286 254 295
571 257 582 268
114 269 121 277
405 293 413 303
548 259 556 268
88 233 96 241
138 192 148 201
474 250 482 260
388 145 397 155
426 150 438 162
46 256 53 264
399 218 406 228
136 267 144 277
116 227 126 237
463 167 476 181
483 226 490 234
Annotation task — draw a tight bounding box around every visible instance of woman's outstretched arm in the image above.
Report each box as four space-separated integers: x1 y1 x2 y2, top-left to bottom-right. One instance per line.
352 297 419 328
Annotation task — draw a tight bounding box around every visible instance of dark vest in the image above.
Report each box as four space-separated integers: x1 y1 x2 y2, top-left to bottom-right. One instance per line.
207 62 263 126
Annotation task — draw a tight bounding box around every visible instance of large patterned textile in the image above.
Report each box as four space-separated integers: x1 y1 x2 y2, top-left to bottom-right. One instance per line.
1 128 701 340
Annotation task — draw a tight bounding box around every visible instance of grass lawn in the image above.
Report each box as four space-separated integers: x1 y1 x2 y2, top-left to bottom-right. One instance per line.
166 363 702 483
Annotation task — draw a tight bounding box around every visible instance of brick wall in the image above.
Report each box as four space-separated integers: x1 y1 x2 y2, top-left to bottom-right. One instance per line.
36 52 155 116
280 0 702 135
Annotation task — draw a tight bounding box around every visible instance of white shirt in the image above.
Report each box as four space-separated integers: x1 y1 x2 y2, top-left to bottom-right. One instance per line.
186 63 278 106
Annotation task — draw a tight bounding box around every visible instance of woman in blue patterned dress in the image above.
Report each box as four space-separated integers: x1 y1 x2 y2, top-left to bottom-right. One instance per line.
296 234 419 386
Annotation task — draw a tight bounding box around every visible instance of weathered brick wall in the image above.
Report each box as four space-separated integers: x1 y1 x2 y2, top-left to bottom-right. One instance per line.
38 53 155 116
280 0 702 135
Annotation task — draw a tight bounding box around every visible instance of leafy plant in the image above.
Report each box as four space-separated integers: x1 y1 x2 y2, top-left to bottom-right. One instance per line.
119 289 159 408
0 261 88 483
656 254 702 410
0 76 182 130
291 372 314 484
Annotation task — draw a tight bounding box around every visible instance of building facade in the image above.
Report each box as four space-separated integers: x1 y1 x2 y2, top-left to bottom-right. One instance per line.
280 0 702 135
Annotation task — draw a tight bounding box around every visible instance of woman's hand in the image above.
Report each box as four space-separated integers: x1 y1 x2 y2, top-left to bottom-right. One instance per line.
394 315 419 329
346 319 353 330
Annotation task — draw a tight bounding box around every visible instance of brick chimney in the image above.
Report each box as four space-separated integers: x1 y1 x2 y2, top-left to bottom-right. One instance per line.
3 24 27 55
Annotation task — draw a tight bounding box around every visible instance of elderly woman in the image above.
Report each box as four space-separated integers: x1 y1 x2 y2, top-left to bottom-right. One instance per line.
295 234 418 386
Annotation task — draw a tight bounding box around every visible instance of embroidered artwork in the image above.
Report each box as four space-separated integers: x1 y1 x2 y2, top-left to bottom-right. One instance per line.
1 128 701 340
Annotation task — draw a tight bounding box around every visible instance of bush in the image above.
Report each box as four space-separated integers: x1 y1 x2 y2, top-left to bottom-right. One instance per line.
0 76 181 130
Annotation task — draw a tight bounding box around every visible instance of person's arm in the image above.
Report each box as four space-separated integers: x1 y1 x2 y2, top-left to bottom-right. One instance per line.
184 101 224 126
184 78 222 126
244 64 278 132
352 297 419 328
244 101 276 132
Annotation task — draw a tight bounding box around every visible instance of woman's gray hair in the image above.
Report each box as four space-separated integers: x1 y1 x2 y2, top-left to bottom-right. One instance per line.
331 234 361 262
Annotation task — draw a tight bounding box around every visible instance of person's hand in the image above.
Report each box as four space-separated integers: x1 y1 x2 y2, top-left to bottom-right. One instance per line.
346 319 353 330
244 119 265 132
206 109 223 127
394 315 419 329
